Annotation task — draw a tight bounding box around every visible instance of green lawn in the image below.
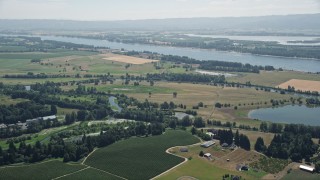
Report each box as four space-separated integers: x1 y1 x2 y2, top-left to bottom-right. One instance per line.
59 167 123 180
85 130 200 180
0 160 86 180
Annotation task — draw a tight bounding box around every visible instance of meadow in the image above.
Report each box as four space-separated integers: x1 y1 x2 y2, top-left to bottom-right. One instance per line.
84 130 200 180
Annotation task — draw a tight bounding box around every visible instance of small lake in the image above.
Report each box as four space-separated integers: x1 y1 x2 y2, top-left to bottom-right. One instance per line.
248 105 320 126
109 96 122 112
9 35 320 73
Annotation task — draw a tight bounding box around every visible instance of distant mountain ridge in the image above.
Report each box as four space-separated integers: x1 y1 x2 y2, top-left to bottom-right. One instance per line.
0 14 320 32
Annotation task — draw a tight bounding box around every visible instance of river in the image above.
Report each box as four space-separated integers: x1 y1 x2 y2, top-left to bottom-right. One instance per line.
3 34 320 72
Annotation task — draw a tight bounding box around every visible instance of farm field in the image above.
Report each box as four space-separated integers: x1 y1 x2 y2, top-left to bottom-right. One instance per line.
0 160 86 180
227 71 320 87
278 79 320 92
84 130 200 180
102 53 159 64
59 167 123 180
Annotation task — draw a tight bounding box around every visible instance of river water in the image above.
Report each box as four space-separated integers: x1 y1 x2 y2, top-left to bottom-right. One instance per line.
3 34 320 72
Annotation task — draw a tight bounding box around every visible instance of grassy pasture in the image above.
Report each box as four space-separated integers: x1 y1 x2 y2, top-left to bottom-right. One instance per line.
0 160 85 180
59 167 123 180
85 130 200 180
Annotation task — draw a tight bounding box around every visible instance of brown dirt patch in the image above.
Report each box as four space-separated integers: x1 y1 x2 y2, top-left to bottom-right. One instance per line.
277 79 320 92
101 53 159 64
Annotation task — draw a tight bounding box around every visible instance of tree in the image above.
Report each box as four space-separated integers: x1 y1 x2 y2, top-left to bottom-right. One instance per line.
215 102 222 108
234 130 240 146
173 92 177 98
169 120 177 129
254 137 266 153
181 116 192 127
315 161 320 173
260 122 268 132
193 117 205 128
50 105 57 114
191 127 196 135
77 110 87 121
239 134 251 150
199 151 204 157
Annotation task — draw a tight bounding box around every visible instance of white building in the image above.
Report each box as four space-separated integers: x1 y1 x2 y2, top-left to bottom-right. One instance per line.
299 165 315 173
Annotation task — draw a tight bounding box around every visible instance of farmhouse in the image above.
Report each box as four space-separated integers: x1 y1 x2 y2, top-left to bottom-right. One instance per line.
299 165 315 173
201 141 215 148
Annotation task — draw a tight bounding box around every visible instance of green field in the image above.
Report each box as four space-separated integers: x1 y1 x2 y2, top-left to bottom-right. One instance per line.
0 160 85 180
282 169 320 180
85 130 200 180
59 167 123 180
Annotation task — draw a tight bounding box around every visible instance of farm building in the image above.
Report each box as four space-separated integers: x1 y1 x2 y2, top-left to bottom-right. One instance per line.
180 147 188 152
204 153 212 158
299 165 315 173
201 141 215 148
43 115 57 121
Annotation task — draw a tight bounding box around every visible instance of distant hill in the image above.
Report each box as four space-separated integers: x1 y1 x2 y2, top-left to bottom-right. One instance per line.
0 14 320 32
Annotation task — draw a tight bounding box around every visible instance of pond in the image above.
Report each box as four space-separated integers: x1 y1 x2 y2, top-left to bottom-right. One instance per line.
248 105 320 126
